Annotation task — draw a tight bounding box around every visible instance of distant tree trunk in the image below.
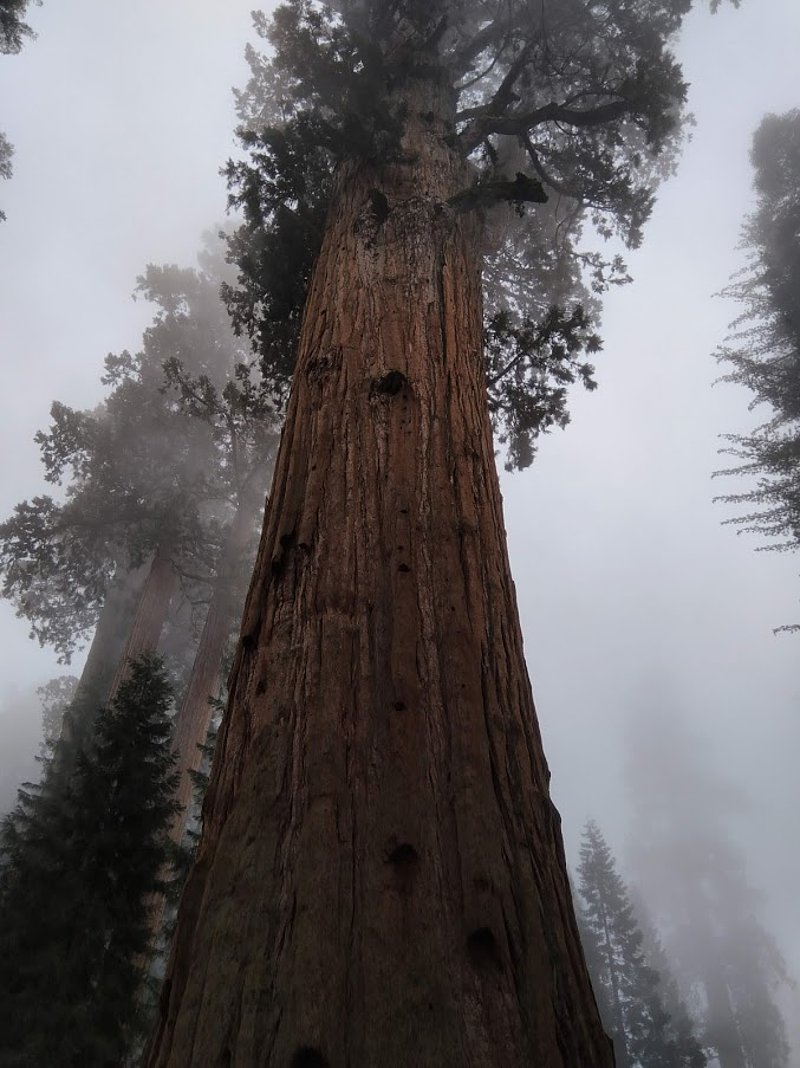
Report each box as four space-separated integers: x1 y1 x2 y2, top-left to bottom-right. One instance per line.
168 503 255 843
599 895 630 1068
705 972 746 1068
59 559 149 748
74 561 149 704
147 81 612 1067
108 545 178 701
142 505 257 961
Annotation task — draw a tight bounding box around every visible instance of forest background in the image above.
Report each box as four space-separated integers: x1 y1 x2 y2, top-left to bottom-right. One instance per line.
0 0 799 1055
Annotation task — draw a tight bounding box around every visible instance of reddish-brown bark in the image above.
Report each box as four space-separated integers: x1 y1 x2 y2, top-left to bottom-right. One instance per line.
58 560 149 747
169 503 256 840
107 545 177 701
147 81 612 1067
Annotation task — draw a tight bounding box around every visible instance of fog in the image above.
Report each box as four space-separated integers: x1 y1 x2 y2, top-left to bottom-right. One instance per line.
1 0 799 1062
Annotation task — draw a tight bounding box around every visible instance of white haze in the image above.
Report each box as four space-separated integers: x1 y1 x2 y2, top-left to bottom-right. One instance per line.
1 0 799 1056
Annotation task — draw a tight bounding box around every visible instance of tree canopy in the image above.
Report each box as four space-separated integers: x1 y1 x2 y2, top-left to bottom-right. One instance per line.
224 0 736 468
0 0 38 54
715 109 800 626
0 245 275 662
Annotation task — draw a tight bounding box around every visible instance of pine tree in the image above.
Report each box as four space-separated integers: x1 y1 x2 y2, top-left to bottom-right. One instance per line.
714 109 800 627
577 820 706 1068
626 711 790 1068
148 3 740 1063
0 0 38 54
631 889 710 1068
0 654 179 1066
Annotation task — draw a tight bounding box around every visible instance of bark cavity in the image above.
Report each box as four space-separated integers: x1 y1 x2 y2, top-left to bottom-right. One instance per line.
467 927 503 973
371 370 408 397
385 842 419 895
354 188 391 246
291 1050 329 1068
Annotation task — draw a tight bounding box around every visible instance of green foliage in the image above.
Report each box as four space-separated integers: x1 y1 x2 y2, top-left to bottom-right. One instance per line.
0 130 11 220
0 655 179 1066
36 673 78 755
0 494 117 661
715 111 800 624
0 0 39 54
0 240 277 662
485 305 600 469
222 113 334 403
577 820 706 1068
225 0 734 469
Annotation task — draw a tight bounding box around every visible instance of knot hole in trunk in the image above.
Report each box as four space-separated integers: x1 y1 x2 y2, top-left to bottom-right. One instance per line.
292 1049 329 1068
385 841 419 895
371 369 408 398
354 189 390 247
467 926 503 972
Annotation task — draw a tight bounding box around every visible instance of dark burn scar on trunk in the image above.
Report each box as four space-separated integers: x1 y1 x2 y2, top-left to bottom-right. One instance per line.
271 528 297 575
353 189 390 246
367 188 389 224
291 1050 329 1068
385 842 419 895
467 927 503 972
371 369 408 397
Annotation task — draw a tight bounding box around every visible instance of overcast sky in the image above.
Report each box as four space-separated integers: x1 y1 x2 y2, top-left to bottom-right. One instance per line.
1 0 799 1049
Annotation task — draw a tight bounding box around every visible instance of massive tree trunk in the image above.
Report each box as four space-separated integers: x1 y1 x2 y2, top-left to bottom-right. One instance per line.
147 79 612 1067
143 505 258 961
59 559 149 747
108 544 178 701
168 503 256 843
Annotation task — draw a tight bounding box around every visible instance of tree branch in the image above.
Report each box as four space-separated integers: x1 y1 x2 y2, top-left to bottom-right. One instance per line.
450 14 517 75
460 98 630 154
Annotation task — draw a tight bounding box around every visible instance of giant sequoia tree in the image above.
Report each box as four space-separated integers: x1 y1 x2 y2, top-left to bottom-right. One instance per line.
149 2 737 1064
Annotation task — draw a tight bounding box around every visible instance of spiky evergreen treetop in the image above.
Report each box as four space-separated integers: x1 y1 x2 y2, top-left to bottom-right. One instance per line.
225 0 737 467
715 109 800 620
0 654 179 1067
577 820 707 1068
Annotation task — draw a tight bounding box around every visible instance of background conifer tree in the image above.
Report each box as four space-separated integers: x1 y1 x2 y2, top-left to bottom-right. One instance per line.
0 654 179 1066
715 108 800 628
626 712 790 1068
577 820 706 1068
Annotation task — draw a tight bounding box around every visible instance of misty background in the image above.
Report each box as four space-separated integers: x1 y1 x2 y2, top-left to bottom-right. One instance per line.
1 0 798 1057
